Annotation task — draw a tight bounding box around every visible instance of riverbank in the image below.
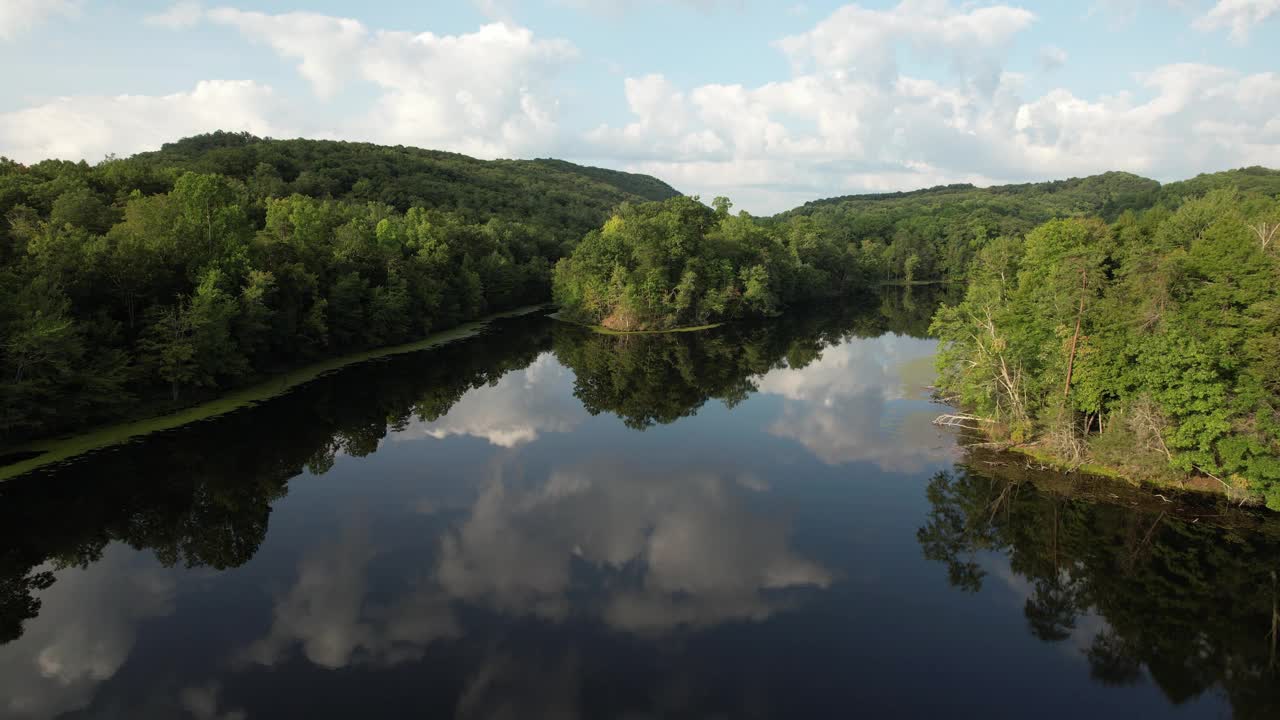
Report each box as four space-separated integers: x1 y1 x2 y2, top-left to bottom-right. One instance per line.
968 437 1259 507
546 311 722 336
0 305 549 481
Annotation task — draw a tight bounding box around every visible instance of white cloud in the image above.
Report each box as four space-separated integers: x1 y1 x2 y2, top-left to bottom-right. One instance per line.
588 0 1280 214
199 7 578 157
0 0 81 41
145 1 204 30
6 7 579 163
206 8 369 100
775 0 1035 90
0 79 283 163
1194 0 1280 42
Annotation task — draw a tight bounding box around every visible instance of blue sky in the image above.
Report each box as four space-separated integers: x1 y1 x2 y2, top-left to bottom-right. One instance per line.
2 0 1278 213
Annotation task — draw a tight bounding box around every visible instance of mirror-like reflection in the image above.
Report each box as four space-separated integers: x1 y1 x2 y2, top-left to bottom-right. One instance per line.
1 286 1276 719
917 458 1280 719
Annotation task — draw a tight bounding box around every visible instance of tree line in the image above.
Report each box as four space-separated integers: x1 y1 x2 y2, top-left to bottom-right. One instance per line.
0 134 676 444
932 189 1280 508
552 196 878 331
773 167 1280 283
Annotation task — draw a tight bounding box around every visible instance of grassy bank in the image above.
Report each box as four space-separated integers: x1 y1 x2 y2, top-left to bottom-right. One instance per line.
0 305 548 482
981 440 1258 506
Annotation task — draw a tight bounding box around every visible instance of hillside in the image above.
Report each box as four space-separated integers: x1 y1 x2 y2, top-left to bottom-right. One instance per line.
119 132 680 242
0 133 679 444
1158 166 1280 203
772 169 1279 281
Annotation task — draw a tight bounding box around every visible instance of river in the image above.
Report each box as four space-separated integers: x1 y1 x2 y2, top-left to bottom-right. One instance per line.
1 289 1276 719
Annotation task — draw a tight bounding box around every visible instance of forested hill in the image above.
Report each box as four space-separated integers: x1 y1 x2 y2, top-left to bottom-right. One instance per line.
772 168 1280 282
0 132 678 445
126 132 680 241
784 171 1160 219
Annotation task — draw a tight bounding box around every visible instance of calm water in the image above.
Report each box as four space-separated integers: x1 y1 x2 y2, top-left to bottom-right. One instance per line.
1 290 1277 719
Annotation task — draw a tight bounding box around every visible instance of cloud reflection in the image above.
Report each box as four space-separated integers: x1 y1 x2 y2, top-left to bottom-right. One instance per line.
0 547 175 719
396 354 586 448
245 458 831 672
437 460 831 633
242 524 460 669
756 334 957 472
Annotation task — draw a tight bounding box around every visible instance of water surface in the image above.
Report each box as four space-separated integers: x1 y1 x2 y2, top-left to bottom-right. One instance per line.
2 290 1277 719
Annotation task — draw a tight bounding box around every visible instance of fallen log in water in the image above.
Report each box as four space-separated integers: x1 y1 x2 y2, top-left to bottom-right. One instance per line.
933 414 995 428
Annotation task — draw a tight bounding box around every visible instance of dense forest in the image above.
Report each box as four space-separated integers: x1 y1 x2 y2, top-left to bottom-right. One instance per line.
0 132 676 444
552 196 873 331
932 189 1280 509
3 129 1278 502
775 167 1280 282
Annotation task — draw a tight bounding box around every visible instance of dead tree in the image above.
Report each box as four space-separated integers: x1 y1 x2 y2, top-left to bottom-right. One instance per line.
1250 221 1278 252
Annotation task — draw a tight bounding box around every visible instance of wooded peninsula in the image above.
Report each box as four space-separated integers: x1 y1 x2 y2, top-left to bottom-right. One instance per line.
2 132 1278 507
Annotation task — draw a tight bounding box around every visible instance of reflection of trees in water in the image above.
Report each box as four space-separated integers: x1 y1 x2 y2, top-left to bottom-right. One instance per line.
0 286 945 646
0 316 556 647
917 464 1280 719
553 287 946 430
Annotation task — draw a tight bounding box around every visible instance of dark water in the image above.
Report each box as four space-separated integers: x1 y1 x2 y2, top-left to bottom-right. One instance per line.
2 290 1277 720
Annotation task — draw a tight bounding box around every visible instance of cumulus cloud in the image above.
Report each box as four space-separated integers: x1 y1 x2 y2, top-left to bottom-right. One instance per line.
205 8 369 99
775 0 1035 89
1194 0 1280 42
0 0 81 41
199 6 578 157
0 79 283 163
589 1 1280 213
6 6 578 163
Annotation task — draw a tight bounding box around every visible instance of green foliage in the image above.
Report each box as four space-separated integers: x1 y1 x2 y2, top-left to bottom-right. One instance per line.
775 171 1162 282
934 189 1280 507
552 196 874 331
553 288 945 429
0 134 677 444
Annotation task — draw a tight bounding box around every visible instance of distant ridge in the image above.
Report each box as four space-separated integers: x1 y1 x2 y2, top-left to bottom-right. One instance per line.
129 132 680 242
778 167 1280 220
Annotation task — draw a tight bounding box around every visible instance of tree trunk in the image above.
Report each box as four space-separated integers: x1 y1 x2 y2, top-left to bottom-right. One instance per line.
1063 269 1088 399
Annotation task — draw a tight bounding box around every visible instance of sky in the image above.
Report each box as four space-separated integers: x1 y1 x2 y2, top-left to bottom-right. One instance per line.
1 0 1278 214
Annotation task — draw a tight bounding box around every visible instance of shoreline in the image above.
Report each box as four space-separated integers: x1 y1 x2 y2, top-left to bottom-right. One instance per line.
0 304 550 482
547 312 723 335
978 439 1259 507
